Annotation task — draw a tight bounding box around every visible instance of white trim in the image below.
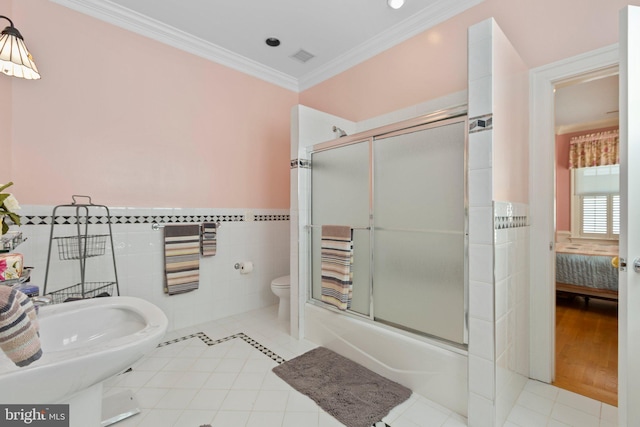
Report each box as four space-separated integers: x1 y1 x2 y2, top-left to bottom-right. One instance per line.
555 117 619 135
49 0 300 91
49 0 483 92
297 0 484 91
529 44 618 383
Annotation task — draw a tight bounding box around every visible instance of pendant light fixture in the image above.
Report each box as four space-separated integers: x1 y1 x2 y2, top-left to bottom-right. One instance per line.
0 15 40 80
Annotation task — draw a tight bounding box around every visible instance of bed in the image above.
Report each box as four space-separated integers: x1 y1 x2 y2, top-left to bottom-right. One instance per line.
555 242 619 302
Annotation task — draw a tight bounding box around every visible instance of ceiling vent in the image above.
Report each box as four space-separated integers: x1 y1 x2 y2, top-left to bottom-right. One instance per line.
290 49 315 63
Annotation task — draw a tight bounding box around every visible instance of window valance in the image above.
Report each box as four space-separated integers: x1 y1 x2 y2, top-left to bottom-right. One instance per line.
569 129 619 169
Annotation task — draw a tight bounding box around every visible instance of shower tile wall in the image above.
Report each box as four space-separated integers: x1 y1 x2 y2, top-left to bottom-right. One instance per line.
493 201 530 427
467 15 530 427
467 19 497 427
14 205 290 332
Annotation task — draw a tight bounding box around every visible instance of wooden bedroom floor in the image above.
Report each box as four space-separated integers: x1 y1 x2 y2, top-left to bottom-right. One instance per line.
554 293 618 407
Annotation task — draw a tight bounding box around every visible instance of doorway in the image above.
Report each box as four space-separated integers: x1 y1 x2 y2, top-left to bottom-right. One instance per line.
552 70 620 406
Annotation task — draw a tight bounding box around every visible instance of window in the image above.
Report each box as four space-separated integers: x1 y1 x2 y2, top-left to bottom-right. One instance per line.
572 165 619 239
580 194 619 237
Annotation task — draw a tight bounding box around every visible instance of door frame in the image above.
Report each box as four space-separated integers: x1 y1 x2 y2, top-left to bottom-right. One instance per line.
529 44 619 383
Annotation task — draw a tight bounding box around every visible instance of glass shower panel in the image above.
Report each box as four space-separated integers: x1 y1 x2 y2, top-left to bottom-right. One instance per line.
373 121 466 344
311 141 371 315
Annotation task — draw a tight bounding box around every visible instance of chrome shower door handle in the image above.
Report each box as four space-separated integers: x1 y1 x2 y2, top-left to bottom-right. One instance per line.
634 258 640 273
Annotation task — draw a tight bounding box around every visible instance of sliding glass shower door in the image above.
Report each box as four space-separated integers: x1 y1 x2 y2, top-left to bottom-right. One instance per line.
311 140 371 316
373 120 467 344
309 114 468 345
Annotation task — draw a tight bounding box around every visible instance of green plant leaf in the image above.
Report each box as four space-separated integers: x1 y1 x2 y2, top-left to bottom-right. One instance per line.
1 221 8 235
0 182 13 193
7 212 20 226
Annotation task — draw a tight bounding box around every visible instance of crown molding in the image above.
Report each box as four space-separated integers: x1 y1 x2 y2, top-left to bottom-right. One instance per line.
50 0 483 93
298 0 484 91
555 117 619 135
50 0 300 92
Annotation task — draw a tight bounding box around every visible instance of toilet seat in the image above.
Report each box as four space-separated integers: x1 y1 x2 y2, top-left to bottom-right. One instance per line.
271 275 290 288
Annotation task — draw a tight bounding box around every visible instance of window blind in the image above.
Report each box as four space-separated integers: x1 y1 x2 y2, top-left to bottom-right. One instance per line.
581 195 608 234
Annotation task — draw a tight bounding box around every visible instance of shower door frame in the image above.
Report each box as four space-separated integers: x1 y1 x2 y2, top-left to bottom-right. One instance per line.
304 105 470 348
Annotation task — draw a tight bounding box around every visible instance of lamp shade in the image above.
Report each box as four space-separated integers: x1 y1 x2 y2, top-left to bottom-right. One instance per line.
0 16 40 80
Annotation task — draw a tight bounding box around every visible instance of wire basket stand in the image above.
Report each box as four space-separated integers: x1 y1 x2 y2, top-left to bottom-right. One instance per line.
43 195 120 303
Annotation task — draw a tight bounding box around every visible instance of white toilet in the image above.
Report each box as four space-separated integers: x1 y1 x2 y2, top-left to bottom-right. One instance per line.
270 275 290 320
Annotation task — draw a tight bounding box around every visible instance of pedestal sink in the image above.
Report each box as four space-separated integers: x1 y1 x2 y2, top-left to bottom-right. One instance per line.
0 296 168 425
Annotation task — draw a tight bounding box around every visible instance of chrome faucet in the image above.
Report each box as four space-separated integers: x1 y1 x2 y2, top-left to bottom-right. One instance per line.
31 296 52 313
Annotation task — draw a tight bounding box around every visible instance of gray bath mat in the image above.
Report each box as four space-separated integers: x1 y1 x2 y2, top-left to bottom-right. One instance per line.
272 346 412 427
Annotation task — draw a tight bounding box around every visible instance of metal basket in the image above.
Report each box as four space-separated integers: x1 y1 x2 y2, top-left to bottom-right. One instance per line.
54 234 108 260
46 281 115 304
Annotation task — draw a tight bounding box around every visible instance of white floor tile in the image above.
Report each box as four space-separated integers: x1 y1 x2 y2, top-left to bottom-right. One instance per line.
154 388 198 409
202 372 238 389
507 404 550 427
99 305 621 427
210 410 251 427
187 388 228 411
555 389 602 418
551 402 600 427
283 411 320 427
516 390 555 417
135 408 182 427
246 410 285 427
399 399 450 427
220 389 258 411
253 389 290 411
173 409 216 426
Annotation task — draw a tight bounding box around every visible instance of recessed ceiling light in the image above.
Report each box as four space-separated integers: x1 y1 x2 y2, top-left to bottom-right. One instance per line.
265 37 280 47
387 0 405 9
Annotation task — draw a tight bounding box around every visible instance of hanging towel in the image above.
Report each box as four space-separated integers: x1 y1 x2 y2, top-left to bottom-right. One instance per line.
0 285 42 367
200 222 217 257
164 224 200 295
320 225 354 311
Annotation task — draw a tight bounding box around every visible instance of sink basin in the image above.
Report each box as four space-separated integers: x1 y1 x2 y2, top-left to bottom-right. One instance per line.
0 296 168 404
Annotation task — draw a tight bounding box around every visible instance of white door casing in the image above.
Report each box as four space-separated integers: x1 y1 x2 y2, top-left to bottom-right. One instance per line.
618 6 640 426
529 45 618 383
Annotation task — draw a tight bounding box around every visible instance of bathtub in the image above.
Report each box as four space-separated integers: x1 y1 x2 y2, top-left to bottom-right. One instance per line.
304 303 468 417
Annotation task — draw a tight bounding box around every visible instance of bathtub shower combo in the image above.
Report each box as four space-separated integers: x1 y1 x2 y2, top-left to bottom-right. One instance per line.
301 107 470 416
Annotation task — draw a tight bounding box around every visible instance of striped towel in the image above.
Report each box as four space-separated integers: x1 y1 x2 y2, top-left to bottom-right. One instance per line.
200 222 217 257
320 225 354 311
0 285 42 367
164 224 200 295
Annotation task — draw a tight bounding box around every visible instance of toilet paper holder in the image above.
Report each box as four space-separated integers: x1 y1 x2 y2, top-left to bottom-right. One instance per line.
234 262 252 269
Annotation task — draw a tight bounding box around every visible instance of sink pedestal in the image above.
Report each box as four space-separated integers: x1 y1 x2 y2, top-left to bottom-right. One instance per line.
61 383 102 427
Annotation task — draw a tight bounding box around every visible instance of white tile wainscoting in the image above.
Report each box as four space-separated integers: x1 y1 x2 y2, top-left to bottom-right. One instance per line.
12 205 290 332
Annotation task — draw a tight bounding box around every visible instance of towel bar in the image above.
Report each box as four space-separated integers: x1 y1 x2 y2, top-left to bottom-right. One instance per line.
152 222 221 231
306 225 370 230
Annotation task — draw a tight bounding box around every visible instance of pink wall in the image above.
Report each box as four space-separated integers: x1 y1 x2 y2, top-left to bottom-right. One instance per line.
555 126 619 231
300 0 640 122
0 73 11 186
6 0 640 208
0 0 12 185
7 0 297 208
491 20 529 204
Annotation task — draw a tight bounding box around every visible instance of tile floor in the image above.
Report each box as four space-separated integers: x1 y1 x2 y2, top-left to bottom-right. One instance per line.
103 305 617 427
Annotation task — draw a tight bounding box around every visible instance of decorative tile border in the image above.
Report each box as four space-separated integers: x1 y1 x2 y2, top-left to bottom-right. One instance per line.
21 213 289 226
494 216 528 229
290 158 311 169
469 113 493 133
158 331 286 364
493 201 529 229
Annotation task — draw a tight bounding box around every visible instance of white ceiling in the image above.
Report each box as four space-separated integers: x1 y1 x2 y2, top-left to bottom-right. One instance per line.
51 0 483 91
555 73 619 134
